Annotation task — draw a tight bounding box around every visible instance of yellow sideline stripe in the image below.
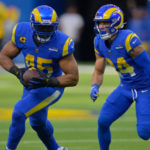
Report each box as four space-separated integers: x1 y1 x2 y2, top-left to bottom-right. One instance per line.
0 108 97 120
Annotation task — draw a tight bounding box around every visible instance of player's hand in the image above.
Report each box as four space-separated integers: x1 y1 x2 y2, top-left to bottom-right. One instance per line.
9 66 28 87
28 74 59 89
90 84 99 102
17 68 28 87
28 76 47 89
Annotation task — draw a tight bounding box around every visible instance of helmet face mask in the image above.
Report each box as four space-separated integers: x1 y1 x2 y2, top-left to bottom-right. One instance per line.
94 4 124 40
30 5 58 43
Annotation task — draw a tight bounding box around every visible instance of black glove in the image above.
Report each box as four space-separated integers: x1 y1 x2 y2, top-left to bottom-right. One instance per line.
28 74 59 89
9 66 27 87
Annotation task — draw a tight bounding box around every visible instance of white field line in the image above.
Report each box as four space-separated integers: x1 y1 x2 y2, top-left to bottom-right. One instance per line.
0 138 141 145
78 65 117 74
0 65 116 75
0 126 137 133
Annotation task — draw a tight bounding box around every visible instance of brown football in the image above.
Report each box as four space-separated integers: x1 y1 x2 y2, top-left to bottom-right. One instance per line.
23 68 40 84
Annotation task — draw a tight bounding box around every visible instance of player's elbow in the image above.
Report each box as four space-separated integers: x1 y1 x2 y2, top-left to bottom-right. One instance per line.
71 74 79 86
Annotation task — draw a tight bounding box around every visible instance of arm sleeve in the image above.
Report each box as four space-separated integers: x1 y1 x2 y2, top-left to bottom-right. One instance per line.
134 51 150 76
125 32 142 54
94 36 104 57
62 37 74 57
11 23 26 49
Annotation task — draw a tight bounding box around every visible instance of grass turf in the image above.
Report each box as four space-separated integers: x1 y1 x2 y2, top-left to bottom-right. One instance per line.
0 72 150 150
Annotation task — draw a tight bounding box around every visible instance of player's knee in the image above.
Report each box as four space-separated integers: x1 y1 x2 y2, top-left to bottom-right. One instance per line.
11 111 26 134
137 125 150 140
31 123 54 135
98 115 111 129
12 111 26 122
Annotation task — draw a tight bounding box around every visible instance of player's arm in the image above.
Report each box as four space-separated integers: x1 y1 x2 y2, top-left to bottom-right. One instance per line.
92 54 106 86
0 41 20 71
130 45 145 58
28 54 79 88
0 41 27 86
0 40 23 77
130 45 150 76
90 54 106 101
57 54 79 87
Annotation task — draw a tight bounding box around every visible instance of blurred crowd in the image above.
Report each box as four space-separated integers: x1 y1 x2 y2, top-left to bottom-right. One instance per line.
127 0 149 51
0 0 149 62
0 2 20 49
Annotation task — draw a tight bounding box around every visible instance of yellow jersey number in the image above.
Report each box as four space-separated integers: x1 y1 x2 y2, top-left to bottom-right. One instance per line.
106 57 136 77
25 54 53 73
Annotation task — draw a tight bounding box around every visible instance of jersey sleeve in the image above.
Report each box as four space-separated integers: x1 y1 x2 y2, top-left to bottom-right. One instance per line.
11 23 27 49
125 32 142 54
94 36 104 57
61 37 74 57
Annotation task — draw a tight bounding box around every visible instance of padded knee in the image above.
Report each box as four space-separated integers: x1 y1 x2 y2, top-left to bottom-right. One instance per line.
137 124 150 140
11 111 26 137
98 115 112 130
31 121 54 135
12 111 26 121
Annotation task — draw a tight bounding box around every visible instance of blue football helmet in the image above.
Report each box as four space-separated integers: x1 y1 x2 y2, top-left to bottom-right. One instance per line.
94 4 124 40
30 5 58 43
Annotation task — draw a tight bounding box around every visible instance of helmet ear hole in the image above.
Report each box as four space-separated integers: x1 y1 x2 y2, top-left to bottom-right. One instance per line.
30 5 58 43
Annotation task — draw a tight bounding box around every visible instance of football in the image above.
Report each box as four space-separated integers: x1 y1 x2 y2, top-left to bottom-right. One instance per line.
23 68 40 84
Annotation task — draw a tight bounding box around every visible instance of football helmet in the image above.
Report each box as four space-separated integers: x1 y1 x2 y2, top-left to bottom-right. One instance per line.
94 4 124 40
30 5 58 43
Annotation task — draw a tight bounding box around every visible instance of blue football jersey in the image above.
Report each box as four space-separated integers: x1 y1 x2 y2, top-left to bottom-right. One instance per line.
11 22 74 77
94 29 150 89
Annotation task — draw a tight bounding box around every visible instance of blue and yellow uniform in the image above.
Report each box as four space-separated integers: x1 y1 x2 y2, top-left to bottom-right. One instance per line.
7 22 74 150
94 29 150 150
12 21 74 116
94 29 150 89
92 4 150 150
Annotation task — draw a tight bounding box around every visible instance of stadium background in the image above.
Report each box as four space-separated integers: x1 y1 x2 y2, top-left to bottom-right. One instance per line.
0 0 150 150
0 0 149 62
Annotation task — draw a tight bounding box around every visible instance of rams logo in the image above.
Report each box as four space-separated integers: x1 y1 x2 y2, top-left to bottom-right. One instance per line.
20 37 26 43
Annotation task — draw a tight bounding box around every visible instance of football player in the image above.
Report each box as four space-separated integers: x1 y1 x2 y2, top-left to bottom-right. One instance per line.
0 5 78 150
90 4 150 150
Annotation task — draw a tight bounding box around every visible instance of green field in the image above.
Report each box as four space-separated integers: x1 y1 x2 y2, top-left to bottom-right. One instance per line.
0 70 150 150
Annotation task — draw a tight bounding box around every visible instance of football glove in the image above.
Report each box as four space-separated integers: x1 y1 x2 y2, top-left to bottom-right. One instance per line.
90 84 100 102
28 74 59 89
9 66 27 87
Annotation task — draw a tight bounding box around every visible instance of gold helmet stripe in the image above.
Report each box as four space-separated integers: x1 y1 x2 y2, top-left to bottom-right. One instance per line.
103 8 123 29
103 8 118 19
51 9 57 22
33 8 42 23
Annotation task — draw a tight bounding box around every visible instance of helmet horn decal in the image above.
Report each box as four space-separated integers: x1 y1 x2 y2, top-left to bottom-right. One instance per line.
33 8 42 23
103 8 118 19
51 9 57 22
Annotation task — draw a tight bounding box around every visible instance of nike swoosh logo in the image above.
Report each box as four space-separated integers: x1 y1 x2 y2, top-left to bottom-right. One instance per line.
115 46 123 49
48 48 58 52
141 90 149 93
132 39 137 44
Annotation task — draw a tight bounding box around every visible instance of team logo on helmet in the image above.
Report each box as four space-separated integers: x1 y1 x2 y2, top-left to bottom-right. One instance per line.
94 4 124 40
